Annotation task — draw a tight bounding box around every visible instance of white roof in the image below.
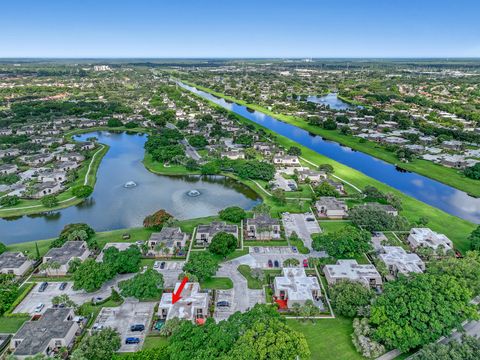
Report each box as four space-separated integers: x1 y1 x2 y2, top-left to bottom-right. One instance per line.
274 268 320 301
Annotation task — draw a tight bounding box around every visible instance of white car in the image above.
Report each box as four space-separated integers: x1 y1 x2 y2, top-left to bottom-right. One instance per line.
34 303 44 313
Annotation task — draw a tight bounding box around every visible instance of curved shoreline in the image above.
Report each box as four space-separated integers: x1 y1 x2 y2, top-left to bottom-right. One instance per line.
180 80 480 198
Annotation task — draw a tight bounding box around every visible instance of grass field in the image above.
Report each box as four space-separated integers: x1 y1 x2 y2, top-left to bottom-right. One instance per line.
200 277 233 290
237 265 264 289
287 318 364 360
0 315 31 333
183 81 480 198
143 335 169 349
180 84 477 253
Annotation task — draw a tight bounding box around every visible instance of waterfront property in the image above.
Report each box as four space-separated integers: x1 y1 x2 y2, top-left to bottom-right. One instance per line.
147 227 188 257
42 241 90 276
315 197 348 219
245 214 281 240
195 221 239 246
0 252 34 277
407 227 454 253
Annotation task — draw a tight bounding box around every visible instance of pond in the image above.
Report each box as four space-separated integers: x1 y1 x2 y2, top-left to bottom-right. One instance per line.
179 82 480 224
0 131 261 244
302 93 357 110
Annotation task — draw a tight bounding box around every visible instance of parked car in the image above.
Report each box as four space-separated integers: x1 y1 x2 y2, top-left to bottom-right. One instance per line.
306 217 315 222
130 324 145 332
35 303 44 313
274 260 280 268
153 262 160 269
216 301 230 307
92 323 105 331
122 233 131 240
254 247 259 253
267 259 273 268
38 282 48 292
291 246 298 253
303 259 309 268
160 262 166 269
125 337 140 344
92 296 103 304
59 282 67 291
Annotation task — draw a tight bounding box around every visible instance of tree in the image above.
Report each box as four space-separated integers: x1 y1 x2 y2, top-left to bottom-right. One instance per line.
201 161 221 175
370 273 478 352
469 226 480 251
219 206 246 223
234 160 275 181
152 145 185 163
107 118 123 127
119 269 164 299
349 206 409 232
188 135 208 149
185 159 199 171
312 225 372 258
314 181 338 197
227 318 310 360
287 146 302 156
464 163 480 180
412 335 480 360
72 185 93 198
318 164 334 174
40 194 58 208
143 209 172 230
271 188 286 205
159 317 185 337
208 232 238 257
125 121 137 129
0 242 6 255
252 203 271 215
322 118 337 130
0 195 20 207
283 258 300 267
103 245 142 274
67 229 88 242
116 346 170 360
52 294 77 309
330 280 374 317
183 252 219 282
73 327 121 360
73 259 110 292
0 274 19 315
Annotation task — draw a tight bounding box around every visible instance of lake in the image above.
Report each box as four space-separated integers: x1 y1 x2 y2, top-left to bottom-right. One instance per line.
179 82 480 224
0 131 261 244
303 93 357 110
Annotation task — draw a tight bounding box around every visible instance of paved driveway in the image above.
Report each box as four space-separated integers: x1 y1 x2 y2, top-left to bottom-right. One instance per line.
153 260 185 288
93 299 156 352
282 212 325 256
247 247 309 268
14 274 134 315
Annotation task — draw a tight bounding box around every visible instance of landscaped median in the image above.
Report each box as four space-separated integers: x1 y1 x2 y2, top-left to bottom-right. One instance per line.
181 80 480 198
179 82 477 253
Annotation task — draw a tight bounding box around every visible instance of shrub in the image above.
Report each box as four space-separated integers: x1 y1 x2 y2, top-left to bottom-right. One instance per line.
219 206 246 223
72 185 93 198
143 209 172 230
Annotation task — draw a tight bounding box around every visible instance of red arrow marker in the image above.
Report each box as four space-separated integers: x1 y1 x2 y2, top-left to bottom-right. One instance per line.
172 276 188 304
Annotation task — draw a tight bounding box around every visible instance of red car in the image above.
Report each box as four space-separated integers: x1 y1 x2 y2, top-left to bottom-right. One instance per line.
303 259 309 268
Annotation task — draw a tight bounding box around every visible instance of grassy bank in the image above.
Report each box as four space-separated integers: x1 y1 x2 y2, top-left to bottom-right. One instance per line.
181 82 477 252
182 80 480 198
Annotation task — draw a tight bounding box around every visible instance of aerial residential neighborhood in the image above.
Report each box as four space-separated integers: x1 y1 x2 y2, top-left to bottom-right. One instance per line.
0 1 479 360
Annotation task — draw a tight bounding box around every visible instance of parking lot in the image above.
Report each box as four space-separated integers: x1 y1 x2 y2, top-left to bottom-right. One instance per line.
93 300 156 352
214 289 235 321
247 247 308 268
282 212 321 249
12 277 131 315
153 260 185 288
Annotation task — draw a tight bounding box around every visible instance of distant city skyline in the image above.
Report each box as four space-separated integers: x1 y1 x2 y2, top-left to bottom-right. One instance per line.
1 0 479 58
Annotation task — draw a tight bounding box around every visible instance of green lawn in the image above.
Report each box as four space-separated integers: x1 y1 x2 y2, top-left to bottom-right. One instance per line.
245 240 289 247
287 318 364 360
183 81 480 198
0 315 30 333
238 265 264 289
319 221 352 234
143 335 169 349
182 82 478 253
200 277 233 290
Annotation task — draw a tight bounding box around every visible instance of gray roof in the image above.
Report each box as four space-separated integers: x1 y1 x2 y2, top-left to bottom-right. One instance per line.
44 241 88 265
0 252 29 269
13 308 76 356
149 227 186 247
247 214 280 227
357 203 397 212
197 221 238 236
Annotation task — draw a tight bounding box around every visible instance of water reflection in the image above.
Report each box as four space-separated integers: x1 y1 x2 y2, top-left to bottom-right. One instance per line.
0 131 261 244
180 82 480 224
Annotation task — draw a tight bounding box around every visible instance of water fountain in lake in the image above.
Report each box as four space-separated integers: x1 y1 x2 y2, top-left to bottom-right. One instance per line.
186 189 201 197
124 181 137 188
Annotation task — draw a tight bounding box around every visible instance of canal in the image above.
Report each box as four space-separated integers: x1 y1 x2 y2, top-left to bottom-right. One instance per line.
179 82 480 224
0 131 260 244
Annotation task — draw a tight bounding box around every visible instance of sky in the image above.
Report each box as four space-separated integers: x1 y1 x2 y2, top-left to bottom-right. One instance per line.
0 0 479 58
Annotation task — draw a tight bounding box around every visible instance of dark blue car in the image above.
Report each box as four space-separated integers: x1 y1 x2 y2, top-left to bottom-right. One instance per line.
125 337 140 344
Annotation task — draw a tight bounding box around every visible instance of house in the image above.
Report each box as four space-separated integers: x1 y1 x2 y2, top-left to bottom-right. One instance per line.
23 154 54 166
246 214 281 240
147 227 188 257
322 178 345 194
273 268 321 308
296 169 327 185
0 164 18 175
38 170 67 183
407 228 453 253
43 241 90 276
378 246 425 277
10 308 79 359
221 150 245 160
80 142 96 151
195 221 239 245
158 282 208 323
31 181 62 199
315 197 348 219
0 149 20 159
324 260 383 289
57 153 85 162
355 203 398 216
55 161 80 172
96 243 136 262
253 142 275 156
273 155 301 167
442 140 463 150
0 252 34 277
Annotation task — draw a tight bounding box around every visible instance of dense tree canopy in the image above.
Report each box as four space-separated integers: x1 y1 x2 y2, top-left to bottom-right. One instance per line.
370 273 478 352
182 252 219 282
72 185 93 198
208 232 238 257
312 225 372 258
219 206 246 223
143 209 172 230
72 327 121 360
119 269 164 300
349 206 409 232
0 274 19 315
330 280 374 318
412 335 480 360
